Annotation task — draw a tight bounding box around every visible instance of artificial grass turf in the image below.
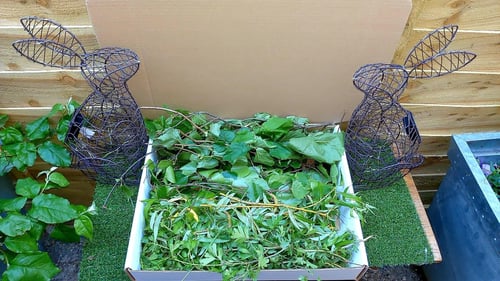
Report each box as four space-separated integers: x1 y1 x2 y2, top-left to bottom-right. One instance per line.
79 177 433 278
79 184 137 281
358 179 434 267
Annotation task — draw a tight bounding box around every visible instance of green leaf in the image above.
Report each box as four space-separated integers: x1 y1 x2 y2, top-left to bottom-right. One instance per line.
48 103 66 117
15 178 42 199
50 224 80 243
311 181 331 201
37 141 71 167
218 130 236 143
180 161 197 176
4 233 39 253
25 117 50 141
269 142 296 160
209 122 222 137
55 118 70 142
47 172 70 188
0 156 14 175
258 117 294 139
276 191 301 206
233 128 255 143
199 254 217 266
0 127 23 145
155 128 181 149
223 142 250 164
164 165 176 183
246 178 269 201
0 114 8 128
0 197 27 212
0 213 33 236
74 214 93 240
253 148 275 166
291 180 309 200
330 163 339 184
28 194 78 224
197 158 219 169
28 221 45 241
288 132 344 164
2 252 60 281
15 142 37 167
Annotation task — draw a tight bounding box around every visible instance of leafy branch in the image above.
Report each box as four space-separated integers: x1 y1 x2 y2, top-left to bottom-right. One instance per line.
140 108 370 280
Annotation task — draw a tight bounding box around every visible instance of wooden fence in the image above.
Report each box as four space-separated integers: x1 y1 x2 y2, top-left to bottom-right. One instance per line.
1 0 499 205
392 0 500 205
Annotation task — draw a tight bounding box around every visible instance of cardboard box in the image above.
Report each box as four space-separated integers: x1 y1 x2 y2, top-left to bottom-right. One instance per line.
86 0 411 123
124 141 368 281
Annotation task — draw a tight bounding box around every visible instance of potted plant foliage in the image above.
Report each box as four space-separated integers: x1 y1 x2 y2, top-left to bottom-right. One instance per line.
424 132 500 281
125 109 369 281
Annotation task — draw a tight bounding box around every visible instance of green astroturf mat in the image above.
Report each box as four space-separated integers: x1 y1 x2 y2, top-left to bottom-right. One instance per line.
79 177 434 280
358 179 434 266
79 185 137 281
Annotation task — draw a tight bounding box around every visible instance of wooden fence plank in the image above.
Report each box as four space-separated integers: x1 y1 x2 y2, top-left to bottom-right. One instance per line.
414 0 500 31
0 0 91 26
400 73 500 106
417 190 436 207
0 71 90 108
0 108 52 125
406 104 500 136
412 156 450 176
412 175 444 192
419 135 451 157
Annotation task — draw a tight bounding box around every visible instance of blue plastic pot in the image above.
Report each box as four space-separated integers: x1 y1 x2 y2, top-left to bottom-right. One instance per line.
424 132 500 281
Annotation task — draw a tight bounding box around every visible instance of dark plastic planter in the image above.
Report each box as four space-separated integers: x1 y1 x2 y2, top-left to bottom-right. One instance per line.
424 132 500 281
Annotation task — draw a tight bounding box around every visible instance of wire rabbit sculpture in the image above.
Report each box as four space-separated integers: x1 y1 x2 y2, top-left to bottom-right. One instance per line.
12 16 149 185
345 25 476 190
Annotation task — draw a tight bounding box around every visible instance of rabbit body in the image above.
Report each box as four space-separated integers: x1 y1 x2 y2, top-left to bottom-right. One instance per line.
345 25 476 190
13 16 148 185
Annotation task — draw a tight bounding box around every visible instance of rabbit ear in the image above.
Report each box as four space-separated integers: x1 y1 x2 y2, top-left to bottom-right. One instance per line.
404 25 458 70
12 38 83 68
19 16 86 55
408 50 476 78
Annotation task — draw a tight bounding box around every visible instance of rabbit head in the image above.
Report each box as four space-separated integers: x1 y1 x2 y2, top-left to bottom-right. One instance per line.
81 47 140 94
353 63 409 106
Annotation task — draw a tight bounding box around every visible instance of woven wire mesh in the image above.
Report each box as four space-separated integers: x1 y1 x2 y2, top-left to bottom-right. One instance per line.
345 25 476 190
12 16 148 185
345 64 423 190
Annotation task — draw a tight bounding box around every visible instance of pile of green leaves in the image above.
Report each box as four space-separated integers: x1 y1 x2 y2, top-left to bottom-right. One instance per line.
141 110 369 280
0 101 95 281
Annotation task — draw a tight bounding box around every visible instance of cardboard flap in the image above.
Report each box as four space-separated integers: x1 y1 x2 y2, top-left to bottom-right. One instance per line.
86 0 411 122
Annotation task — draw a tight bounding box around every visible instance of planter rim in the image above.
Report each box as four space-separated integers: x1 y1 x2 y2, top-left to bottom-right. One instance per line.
451 132 500 223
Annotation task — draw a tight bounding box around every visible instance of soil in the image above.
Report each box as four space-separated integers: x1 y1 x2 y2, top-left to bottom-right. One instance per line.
42 235 428 281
